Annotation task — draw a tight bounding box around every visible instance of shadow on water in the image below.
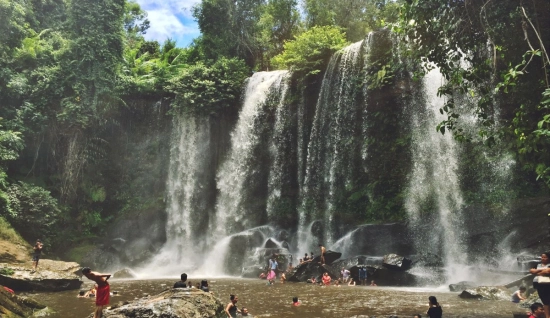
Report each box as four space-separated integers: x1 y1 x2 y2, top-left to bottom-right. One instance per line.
25 278 522 318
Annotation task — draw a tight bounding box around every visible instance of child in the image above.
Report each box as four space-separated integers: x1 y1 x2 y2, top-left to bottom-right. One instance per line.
280 272 286 284
292 296 301 306
511 286 526 303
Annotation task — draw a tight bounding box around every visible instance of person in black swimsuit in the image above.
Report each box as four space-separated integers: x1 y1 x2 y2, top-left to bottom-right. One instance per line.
427 296 442 318
225 294 240 318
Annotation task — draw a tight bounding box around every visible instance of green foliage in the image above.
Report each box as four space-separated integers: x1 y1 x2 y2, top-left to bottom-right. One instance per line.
193 0 265 67
5 182 61 242
0 216 27 246
0 0 28 59
399 0 550 189
258 0 301 69
303 0 403 41
167 57 250 116
0 267 15 276
271 25 348 75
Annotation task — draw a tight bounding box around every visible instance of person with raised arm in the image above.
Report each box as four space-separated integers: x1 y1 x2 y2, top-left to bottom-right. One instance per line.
81 267 111 318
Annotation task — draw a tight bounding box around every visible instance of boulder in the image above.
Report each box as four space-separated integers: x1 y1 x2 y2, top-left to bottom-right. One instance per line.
99 288 224 318
348 265 420 286
113 268 136 279
458 286 511 300
449 281 477 292
383 254 412 271
311 250 341 265
0 285 49 317
287 261 338 282
264 239 279 248
0 260 82 292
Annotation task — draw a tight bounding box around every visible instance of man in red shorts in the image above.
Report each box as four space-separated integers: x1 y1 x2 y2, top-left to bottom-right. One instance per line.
82 267 111 318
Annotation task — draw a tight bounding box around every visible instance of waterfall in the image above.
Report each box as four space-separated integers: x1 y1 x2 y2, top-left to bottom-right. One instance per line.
298 40 365 253
213 70 289 239
141 114 211 276
405 68 467 283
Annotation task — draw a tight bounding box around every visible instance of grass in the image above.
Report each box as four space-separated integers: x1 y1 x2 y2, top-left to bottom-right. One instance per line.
0 216 28 246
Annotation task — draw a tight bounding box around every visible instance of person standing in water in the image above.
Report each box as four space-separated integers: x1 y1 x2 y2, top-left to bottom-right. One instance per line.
426 296 442 318
81 267 111 318
225 294 241 318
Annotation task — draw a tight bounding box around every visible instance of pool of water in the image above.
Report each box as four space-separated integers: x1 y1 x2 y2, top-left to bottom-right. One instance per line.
24 278 524 317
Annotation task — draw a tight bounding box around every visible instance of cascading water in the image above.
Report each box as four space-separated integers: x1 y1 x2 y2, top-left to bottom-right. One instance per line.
140 30 521 283
142 115 211 276
213 70 289 238
298 40 365 254
405 68 467 283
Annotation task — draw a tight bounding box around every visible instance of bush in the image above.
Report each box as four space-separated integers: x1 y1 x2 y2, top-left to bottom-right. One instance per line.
5 182 61 242
271 26 348 76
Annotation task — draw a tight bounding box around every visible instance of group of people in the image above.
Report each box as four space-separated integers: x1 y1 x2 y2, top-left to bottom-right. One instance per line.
173 273 210 292
224 295 251 317
75 250 550 318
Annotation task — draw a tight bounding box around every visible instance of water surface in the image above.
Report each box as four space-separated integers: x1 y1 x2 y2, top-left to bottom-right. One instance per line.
26 278 523 317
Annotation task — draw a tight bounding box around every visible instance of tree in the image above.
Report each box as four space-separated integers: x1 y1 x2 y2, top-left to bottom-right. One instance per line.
303 0 402 42
271 25 348 76
258 0 301 69
399 0 550 187
193 0 265 67
167 57 249 116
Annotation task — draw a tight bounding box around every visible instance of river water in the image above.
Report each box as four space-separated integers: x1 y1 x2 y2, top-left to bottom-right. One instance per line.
25 278 523 317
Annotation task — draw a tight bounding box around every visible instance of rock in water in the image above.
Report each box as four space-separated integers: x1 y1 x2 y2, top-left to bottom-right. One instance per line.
383 254 412 271
113 268 136 279
449 281 477 292
101 288 224 318
458 286 510 300
0 260 82 291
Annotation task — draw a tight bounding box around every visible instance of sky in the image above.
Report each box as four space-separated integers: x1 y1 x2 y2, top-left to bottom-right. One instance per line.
135 0 202 48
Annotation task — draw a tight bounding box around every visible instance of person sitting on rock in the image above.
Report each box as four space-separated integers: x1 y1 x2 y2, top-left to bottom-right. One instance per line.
303 253 310 261
174 273 187 288
286 263 293 273
511 286 526 303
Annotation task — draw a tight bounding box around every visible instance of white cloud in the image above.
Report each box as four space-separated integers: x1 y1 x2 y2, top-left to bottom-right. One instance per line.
134 1 201 46
136 0 199 19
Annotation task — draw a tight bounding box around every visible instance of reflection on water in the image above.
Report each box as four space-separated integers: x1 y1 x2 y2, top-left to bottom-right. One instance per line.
25 278 521 317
